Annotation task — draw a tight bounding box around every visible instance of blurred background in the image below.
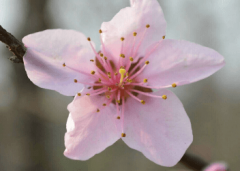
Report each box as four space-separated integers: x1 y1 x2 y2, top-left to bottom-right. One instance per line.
0 0 239 170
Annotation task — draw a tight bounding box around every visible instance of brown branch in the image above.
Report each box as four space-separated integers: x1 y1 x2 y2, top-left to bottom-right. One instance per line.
0 25 26 63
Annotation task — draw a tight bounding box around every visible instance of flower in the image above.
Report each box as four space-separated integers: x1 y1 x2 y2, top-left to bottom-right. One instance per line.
22 0 225 167
204 162 228 171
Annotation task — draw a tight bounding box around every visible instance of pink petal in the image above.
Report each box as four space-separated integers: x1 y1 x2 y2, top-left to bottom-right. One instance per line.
23 29 97 96
64 94 121 160
100 0 166 64
122 89 193 166
204 162 227 171
137 39 225 88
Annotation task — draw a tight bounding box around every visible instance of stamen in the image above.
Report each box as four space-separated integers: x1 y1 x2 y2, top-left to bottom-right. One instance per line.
129 57 133 62
162 95 167 100
143 78 148 83
108 87 112 91
120 54 125 58
104 56 108 60
97 109 100 112
126 90 145 104
121 37 125 41
106 95 110 99
133 32 137 36
63 63 66 67
103 103 107 106
86 93 90 96
91 71 95 75
121 133 126 137
162 35 165 39
172 83 177 88
145 61 149 65
117 116 121 119
87 37 91 41
99 29 102 34
77 93 81 96
100 53 104 57
74 79 78 83
90 59 94 62
146 24 150 28
98 78 101 82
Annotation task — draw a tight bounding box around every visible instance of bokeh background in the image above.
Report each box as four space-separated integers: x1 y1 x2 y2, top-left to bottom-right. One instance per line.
0 0 239 170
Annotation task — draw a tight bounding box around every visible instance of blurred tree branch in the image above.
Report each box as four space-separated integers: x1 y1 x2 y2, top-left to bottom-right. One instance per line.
0 25 26 63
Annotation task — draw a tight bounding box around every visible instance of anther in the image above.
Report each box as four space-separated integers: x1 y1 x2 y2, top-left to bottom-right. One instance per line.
143 78 148 83
114 72 118 76
129 57 133 62
108 75 112 79
120 54 125 58
107 72 111 76
63 63 66 67
121 37 125 41
99 29 102 34
162 35 165 39
87 37 91 41
86 93 90 96
127 79 132 83
77 93 81 96
104 56 107 60
97 109 100 112
146 24 150 28
126 72 129 77
98 78 101 82
100 53 104 57
121 133 126 137
106 95 110 99
141 100 146 104
90 59 94 62
117 100 120 103
172 83 177 88
74 79 78 83
108 87 112 91
117 116 121 119
162 95 167 100
133 32 137 36
91 71 95 75
103 103 107 106
145 61 149 65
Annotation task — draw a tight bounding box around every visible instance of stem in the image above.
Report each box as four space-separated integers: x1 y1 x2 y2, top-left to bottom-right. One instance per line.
0 25 26 63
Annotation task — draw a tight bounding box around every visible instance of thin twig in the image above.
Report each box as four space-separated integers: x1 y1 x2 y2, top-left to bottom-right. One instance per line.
0 25 26 63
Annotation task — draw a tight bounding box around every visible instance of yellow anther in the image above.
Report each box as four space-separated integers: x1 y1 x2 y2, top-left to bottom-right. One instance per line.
162 95 167 100
100 53 104 57
162 35 165 39
145 61 149 65
63 63 66 67
77 93 81 96
133 32 137 36
120 66 125 69
99 29 102 34
117 100 120 103
108 87 112 91
74 79 78 83
98 78 101 82
107 72 111 76
87 37 91 41
108 75 112 79
141 100 146 104
97 109 100 112
121 37 125 41
143 78 148 83
129 57 133 62
127 79 132 83
121 133 126 137
90 59 94 62
106 95 110 99
172 83 177 88
104 56 107 60
114 72 118 76
91 71 95 75
103 103 107 106
117 116 121 119
120 54 125 58
146 24 150 28
86 93 90 96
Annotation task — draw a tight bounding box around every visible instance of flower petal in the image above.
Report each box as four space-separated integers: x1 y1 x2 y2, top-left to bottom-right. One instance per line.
100 0 166 64
23 29 97 96
122 89 193 166
137 39 225 88
64 94 121 160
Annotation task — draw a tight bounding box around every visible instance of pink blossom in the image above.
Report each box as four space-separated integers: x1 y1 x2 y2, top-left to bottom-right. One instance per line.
204 162 228 171
22 0 225 167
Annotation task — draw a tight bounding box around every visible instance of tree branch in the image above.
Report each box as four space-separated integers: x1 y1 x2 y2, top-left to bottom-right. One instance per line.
0 25 26 63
